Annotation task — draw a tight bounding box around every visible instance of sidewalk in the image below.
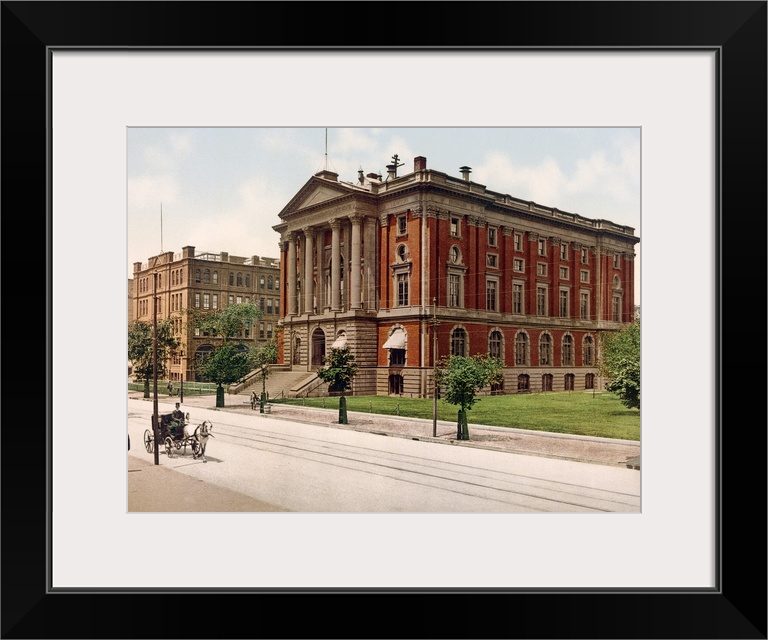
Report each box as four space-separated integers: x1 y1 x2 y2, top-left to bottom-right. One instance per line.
131 391 641 470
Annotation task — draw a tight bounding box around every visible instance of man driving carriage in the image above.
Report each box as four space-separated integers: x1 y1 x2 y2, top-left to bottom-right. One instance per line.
170 402 185 436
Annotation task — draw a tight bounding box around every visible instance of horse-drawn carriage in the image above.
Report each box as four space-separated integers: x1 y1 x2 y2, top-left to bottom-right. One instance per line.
143 412 214 462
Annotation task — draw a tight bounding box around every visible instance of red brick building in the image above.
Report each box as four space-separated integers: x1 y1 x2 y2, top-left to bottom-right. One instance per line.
273 155 638 397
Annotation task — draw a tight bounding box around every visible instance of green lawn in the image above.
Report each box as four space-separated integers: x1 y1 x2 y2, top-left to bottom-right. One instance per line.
273 391 640 441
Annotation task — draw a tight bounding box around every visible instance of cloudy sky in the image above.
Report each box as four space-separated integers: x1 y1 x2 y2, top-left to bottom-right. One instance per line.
127 127 640 299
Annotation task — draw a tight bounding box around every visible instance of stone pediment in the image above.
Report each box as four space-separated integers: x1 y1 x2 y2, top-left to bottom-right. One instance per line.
278 176 358 219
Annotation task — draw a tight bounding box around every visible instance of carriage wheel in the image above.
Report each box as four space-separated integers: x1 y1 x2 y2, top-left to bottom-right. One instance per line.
164 437 174 458
143 430 153 453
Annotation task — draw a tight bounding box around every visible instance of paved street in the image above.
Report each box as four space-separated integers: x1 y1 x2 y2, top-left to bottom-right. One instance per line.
128 394 640 513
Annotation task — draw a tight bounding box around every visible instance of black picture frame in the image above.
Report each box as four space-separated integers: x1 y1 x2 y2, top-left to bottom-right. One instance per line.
3 2 765 638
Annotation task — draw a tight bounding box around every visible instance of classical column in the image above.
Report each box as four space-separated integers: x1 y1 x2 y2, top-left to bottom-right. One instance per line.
330 218 341 311
315 227 325 311
287 232 297 315
303 227 314 314
350 215 362 309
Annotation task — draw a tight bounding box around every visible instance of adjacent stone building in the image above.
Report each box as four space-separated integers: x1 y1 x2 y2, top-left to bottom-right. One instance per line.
273 155 639 397
132 246 281 382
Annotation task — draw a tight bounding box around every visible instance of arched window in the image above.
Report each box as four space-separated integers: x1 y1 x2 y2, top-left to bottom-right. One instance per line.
267 276 273 289
515 332 528 366
293 336 301 365
564 373 575 391
585 373 595 390
451 328 467 357
237 272 243 287
275 276 280 289
542 373 553 392
539 333 551 365
583 336 594 365
562 335 574 365
213 271 218 284
517 374 530 392
229 272 234 286
489 330 503 361
245 274 251 287
203 269 210 284
195 269 201 283
260 275 265 289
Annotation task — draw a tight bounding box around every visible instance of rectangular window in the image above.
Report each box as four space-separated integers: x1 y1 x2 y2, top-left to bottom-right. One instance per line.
486 254 498 268
514 232 523 251
275 299 280 315
397 215 407 235
537 286 547 316
236 296 243 305
513 258 524 273
267 298 273 314
228 295 234 306
203 293 210 309
450 217 460 237
580 270 589 283
560 243 568 260
267 323 273 339
259 322 265 339
559 290 569 317
260 298 265 311
613 254 621 269
580 292 589 319
486 279 497 311
397 273 409 306
612 296 621 321
212 294 218 309
538 238 547 256
537 263 548 277
448 274 461 307
581 248 589 264
559 266 569 280
488 227 497 247
194 327 200 336
195 293 201 308
512 283 523 314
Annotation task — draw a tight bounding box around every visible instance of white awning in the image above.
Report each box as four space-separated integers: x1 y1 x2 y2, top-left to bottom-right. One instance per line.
382 329 406 350
331 333 347 348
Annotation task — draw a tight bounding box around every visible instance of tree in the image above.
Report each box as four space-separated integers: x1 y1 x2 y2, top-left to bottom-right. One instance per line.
187 302 262 407
197 342 254 406
315 346 359 425
599 319 640 410
128 319 179 398
437 354 504 440
252 340 279 411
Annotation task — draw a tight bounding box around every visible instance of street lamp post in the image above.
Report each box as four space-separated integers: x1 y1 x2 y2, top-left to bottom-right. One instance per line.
152 271 160 465
431 298 440 438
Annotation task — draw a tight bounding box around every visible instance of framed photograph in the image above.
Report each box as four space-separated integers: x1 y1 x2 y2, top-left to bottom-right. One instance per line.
4 2 765 638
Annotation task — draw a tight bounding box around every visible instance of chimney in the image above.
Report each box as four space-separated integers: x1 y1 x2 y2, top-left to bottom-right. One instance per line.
459 166 472 181
414 156 427 172
386 164 397 181
358 168 365 185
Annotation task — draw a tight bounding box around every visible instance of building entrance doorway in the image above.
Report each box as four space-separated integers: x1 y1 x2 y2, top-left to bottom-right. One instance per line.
311 328 326 366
